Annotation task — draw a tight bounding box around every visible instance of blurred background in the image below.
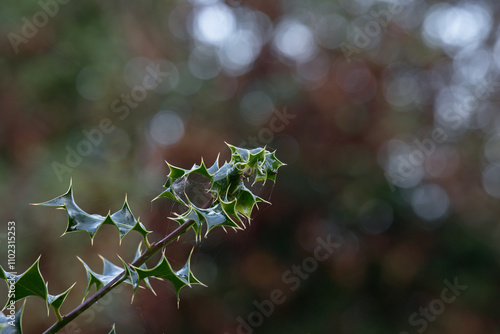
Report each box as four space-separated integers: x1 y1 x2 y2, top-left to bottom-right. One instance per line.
1 0 500 333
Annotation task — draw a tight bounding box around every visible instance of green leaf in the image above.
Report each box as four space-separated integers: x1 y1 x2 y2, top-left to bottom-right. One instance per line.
108 324 116 334
187 159 214 179
32 180 151 243
0 300 25 334
255 150 286 183
0 267 6 280
166 163 187 182
234 184 269 219
171 202 242 239
171 207 202 239
102 197 150 243
192 203 241 236
121 244 155 301
227 143 266 168
210 162 240 199
205 155 220 175
133 249 204 306
220 198 244 227
1 257 47 311
78 256 125 299
31 180 104 239
47 283 75 321
131 244 154 293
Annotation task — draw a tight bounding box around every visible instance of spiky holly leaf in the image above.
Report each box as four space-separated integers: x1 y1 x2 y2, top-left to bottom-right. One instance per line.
32 181 151 243
0 259 72 321
255 150 285 183
171 202 242 239
47 283 75 321
220 198 244 227
171 207 202 237
1 257 47 311
122 244 155 300
133 249 204 306
210 162 240 198
233 184 269 219
78 256 128 299
227 144 266 168
131 244 154 293
102 197 150 242
119 259 143 302
191 203 242 236
0 300 25 334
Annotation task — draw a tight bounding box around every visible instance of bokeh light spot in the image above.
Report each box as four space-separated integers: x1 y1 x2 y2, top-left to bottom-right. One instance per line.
272 19 317 63
148 111 185 146
411 183 449 222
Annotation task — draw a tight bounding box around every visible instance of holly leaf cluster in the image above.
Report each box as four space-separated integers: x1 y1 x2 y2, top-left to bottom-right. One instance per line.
0 144 284 333
157 143 284 238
